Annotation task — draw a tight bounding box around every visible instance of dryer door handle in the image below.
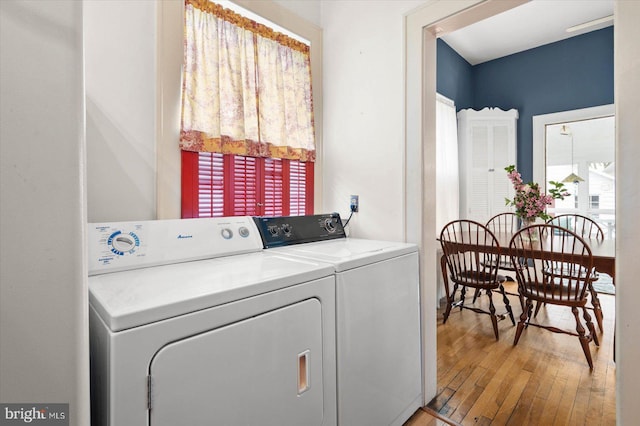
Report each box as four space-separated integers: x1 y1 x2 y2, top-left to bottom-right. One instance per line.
297 350 310 394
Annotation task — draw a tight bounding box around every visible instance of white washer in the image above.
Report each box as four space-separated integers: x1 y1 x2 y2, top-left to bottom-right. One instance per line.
254 214 422 426
88 217 336 426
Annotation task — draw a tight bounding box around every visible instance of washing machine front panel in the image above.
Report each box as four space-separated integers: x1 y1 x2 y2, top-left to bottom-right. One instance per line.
150 298 324 426
336 252 422 426
255 216 423 426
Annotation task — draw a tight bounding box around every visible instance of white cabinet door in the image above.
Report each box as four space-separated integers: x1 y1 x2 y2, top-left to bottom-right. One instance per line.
458 108 518 224
149 298 324 426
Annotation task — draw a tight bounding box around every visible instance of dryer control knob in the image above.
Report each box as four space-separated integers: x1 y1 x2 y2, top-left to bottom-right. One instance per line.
238 226 250 238
108 231 140 255
112 235 136 252
220 228 233 240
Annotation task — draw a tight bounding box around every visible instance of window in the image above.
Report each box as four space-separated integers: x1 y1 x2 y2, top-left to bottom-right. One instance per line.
181 151 313 218
179 1 316 219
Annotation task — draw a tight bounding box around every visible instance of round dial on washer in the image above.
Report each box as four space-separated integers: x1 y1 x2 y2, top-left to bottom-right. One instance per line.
281 224 292 236
268 226 280 237
238 226 250 238
108 231 140 255
324 219 337 233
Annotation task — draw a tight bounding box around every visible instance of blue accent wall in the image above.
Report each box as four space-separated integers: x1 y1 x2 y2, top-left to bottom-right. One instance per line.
437 27 614 182
436 39 474 110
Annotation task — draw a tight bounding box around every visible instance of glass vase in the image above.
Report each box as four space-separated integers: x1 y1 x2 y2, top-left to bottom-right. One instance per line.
521 218 539 242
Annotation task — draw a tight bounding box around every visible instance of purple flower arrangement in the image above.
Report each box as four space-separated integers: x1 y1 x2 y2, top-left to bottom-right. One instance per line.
504 165 569 222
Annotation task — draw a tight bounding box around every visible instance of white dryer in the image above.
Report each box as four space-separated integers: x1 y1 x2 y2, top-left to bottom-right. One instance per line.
88 217 336 426
254 214 422 426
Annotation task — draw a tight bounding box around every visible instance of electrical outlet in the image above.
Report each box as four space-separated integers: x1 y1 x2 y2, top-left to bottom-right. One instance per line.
350 195 359 212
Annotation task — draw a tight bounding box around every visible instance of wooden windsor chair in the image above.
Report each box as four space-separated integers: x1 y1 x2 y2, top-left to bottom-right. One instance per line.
440 220 516 340
545 214 606 332
509 224 599 368
484 212 527 308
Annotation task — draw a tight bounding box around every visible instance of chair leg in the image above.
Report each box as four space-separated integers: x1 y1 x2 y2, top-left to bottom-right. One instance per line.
533 300 544 317
514 299 532 345
459 286 467 310
443 284 456 324
487 290 499 340
472 288 481 303
583 307 599 347
572 306 594 369
499 283 516 325
588 283 604 333
441 258 453 323
443 300 453 324
518 293 525 313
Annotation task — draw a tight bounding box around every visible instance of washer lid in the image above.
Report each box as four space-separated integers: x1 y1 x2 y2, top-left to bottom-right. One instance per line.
89 252 334 332
271 238 418 272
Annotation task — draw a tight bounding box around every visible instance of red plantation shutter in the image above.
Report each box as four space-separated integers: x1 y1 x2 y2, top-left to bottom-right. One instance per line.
263 158 284 216
199 153 224 217
229 155 258 216
181 151 313 218
289 160 306 216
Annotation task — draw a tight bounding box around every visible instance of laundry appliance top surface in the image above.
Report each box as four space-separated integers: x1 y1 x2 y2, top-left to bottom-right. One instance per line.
268 238 417 271
89 252 334 332
87 216 334 332
254 214 417 271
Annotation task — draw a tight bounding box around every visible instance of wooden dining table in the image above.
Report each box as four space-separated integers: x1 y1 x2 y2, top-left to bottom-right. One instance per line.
439 231 616 281
494 232 616 281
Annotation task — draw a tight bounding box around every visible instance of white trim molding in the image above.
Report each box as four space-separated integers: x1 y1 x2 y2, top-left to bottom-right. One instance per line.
532 104 614 186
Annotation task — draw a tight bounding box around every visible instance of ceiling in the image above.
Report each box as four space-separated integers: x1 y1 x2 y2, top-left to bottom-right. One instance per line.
545 117 615 167
440 0 614 65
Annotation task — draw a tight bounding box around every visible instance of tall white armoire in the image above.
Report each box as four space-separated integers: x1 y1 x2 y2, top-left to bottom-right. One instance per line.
457 108 519 223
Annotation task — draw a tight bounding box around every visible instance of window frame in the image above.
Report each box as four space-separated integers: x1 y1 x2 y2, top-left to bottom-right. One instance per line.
157 0 322 219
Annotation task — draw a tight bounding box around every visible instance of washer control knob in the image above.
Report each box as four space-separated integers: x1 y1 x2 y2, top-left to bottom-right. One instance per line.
220 228 233 240
324 218 337 233
268 225 280 237
238 226 250 238
282 224 292 236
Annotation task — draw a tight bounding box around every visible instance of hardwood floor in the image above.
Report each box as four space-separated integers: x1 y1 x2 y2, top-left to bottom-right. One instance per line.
405 280 616 426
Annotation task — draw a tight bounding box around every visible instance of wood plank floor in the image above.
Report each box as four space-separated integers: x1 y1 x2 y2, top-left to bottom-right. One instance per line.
405 280 615 426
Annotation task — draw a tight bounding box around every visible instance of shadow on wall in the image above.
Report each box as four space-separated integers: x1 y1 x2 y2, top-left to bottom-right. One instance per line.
86 97 156 223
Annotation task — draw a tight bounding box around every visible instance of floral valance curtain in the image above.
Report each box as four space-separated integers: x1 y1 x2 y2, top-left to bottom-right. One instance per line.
180 0 315 162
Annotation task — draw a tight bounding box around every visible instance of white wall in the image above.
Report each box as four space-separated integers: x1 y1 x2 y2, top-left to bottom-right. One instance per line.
614 1 640 423
85 0 157 223
0 1 90 424
321 0 425 241
274 0 321 27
